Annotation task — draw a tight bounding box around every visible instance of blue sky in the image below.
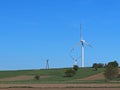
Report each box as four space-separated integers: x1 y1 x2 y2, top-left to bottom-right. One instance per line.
0 0 120 70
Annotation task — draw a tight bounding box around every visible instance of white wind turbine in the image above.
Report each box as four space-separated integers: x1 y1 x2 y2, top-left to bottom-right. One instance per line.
72 24 92 68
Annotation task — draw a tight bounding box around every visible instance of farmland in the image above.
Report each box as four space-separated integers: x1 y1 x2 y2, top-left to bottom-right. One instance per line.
0 68 120 90
0 68 105 84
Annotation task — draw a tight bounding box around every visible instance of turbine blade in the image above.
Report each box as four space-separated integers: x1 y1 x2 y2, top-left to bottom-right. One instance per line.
80 24 82 40
69 49 75 60
71 41 81 51
70 41 81 61
69 53 74 60
77 56 81 60
85 42 93 48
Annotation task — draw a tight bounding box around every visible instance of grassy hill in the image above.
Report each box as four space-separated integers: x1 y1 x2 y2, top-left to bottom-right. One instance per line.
0 68 105 84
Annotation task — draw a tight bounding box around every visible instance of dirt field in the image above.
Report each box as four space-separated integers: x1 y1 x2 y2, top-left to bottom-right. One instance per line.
81 72 105 80
0 84 120 87
0 83 120 90
1 88 120 90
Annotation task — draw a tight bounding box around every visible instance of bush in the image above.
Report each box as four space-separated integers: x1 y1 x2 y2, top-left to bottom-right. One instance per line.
92 63 104 70
65 69 75 77
73 65 79 71
34 75 40 80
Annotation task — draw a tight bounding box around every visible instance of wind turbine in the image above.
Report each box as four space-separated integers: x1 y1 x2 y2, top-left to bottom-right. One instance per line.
72 24 92 68
69 49 80 66
45 59 49 69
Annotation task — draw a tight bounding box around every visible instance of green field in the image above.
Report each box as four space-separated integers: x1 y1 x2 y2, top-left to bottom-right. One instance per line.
1 68 118 84
0 68 104 78
0 68 107 84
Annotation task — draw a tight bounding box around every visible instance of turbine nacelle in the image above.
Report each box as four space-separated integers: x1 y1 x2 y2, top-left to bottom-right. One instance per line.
81 40 85 45
81 40 92 48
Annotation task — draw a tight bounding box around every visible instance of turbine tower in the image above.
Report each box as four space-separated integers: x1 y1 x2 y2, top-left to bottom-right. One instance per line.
80 24 92 68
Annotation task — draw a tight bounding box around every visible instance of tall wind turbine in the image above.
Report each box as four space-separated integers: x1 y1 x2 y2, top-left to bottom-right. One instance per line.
80 24 92 68
71 24 92 68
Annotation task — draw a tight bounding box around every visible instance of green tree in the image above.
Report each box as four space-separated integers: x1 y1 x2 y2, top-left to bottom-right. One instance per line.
93 63 98 71
108 61 118 67
97 63 104 68
104 61 119 80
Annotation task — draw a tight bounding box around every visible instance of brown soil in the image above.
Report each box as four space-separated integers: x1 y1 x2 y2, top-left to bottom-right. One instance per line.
0 84 120 88
0 76 33 81
81 68 120 81
1 88 120 90
81 72 105 80
0 84 120 90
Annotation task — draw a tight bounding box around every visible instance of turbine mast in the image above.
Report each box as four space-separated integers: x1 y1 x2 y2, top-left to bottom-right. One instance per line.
81 44 84 68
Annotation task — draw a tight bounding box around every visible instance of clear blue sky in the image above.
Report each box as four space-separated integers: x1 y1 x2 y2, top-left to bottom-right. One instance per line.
0 0 120 70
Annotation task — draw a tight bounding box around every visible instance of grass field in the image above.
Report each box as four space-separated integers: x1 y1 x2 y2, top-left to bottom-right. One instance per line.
0 68 120 90
0 68 105 84
0 68 119 84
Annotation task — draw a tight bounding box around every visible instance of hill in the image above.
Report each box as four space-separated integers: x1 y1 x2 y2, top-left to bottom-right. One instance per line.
0 68 105 84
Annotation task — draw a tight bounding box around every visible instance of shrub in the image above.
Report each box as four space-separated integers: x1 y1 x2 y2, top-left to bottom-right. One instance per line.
92 63 104 70
34 75 40 80
65 69 75 77
73 65 79 71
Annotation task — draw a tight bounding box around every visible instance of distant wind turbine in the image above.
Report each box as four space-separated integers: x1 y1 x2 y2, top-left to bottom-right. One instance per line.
69 50 80 66
46 59 49 69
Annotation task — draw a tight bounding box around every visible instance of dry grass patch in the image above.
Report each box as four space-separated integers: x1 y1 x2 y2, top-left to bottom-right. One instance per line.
80 72 105 80
0 75 51 81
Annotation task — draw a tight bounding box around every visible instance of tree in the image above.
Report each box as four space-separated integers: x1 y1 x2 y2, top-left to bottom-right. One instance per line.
97 63 104 68
104 61 119 80
108 61 118 67
93 63 98 71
